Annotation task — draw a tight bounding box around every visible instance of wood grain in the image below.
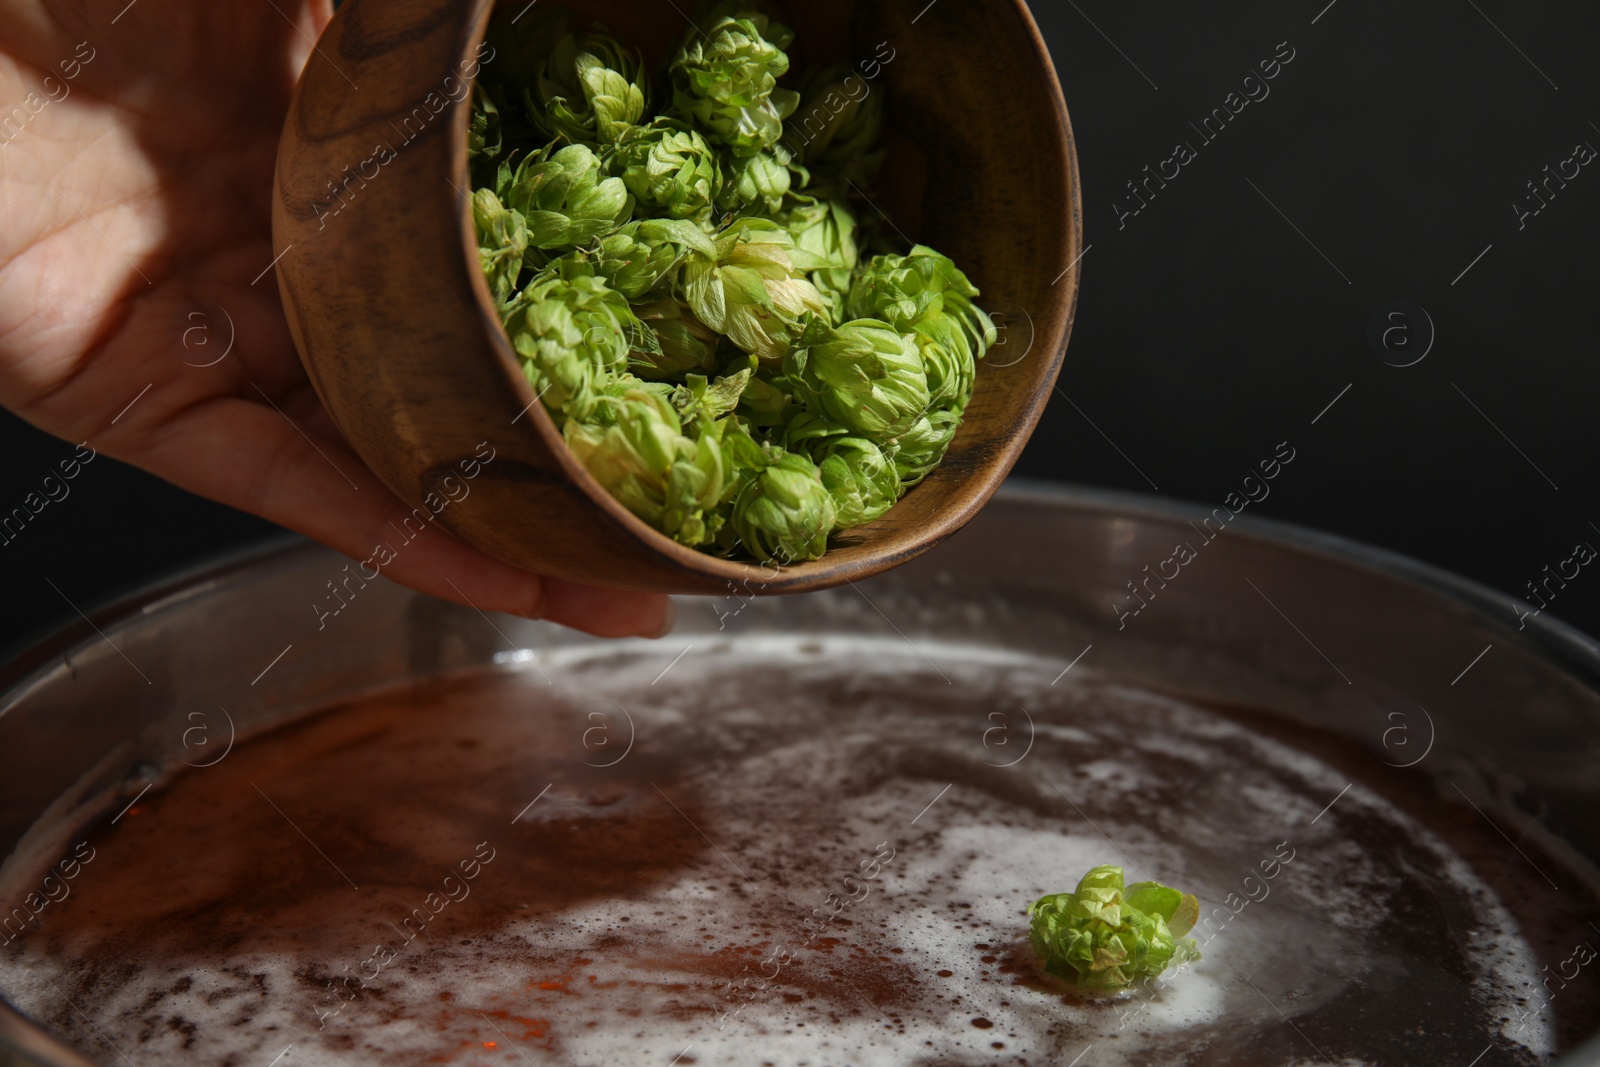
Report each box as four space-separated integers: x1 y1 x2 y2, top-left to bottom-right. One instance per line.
272 0 1081 595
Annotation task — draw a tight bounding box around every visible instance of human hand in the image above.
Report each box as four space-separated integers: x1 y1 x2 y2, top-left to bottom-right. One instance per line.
0 0 674 639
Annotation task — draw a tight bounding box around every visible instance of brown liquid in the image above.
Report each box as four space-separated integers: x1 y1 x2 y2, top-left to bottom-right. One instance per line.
0 637 1593 1065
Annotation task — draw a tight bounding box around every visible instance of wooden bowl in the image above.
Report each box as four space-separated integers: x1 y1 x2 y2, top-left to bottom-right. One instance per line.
272 0 1081 595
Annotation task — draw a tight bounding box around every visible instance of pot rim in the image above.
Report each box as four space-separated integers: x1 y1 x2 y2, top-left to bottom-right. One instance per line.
6 480 1598 705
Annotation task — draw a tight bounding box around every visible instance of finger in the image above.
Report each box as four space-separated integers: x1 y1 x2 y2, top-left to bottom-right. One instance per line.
542 578 676 640
287 0 338 77
307 0 335 32
120 387 673 640
255 387 677 639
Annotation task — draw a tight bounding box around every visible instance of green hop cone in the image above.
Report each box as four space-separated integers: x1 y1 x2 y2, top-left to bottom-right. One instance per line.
593 218 716 300
890 406 961 489
783 317 930 440
468 83 503 164
476 10 580 167
818 437 898 529
717 149 799 219
607 119 723 225
497 143 633 251
672 368 752 425
628 295 722 378
593 371 679 412
786 413 898 529
734 370 792 429
480 5 569 101
847 245 997 406
774 193 859 324
668 10 800 156
528 25 649 146
592 224 679 301
915 333 976 415
1027 865 1201 993
729 448 836 563
564 386 728 547
682 218 827 366
473 188 529 309
500 259 634 419
786 64 887 187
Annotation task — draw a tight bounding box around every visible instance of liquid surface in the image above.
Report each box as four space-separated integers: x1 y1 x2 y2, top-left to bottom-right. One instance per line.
1 636 1594 1066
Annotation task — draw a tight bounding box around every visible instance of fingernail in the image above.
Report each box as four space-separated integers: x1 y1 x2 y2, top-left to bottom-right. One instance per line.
652 598 677 639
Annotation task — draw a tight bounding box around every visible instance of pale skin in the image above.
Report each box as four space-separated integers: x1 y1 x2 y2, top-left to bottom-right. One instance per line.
0 0 673 639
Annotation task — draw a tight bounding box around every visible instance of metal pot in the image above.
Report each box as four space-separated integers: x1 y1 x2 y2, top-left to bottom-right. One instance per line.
2 483 1597 1065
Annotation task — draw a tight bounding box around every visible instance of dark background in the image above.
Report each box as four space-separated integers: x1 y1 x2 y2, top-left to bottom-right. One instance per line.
4 0 1600 658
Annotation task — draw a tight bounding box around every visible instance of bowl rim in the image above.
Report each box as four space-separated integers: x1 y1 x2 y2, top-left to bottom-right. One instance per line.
448 0 1085 588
